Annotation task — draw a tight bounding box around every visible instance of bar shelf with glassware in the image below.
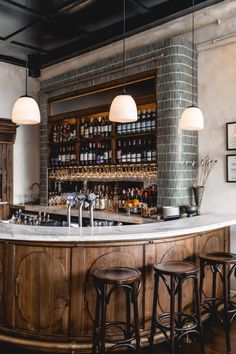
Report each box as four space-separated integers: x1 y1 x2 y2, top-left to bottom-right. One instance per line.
47 101 157 205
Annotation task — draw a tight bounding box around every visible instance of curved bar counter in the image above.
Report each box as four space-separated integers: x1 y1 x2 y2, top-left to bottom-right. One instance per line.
0 213 235 353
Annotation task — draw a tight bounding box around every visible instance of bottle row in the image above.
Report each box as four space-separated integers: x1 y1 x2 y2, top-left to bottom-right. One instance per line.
116 137 156 163
116 109 156 135
80 116 112 139
49 136 156 167
48 184 157 210
50 145 77 167
50 108 157 144
51 123 77 143
80 141 112 165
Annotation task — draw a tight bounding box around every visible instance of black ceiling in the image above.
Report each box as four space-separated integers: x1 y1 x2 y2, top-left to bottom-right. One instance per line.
0 0 222 77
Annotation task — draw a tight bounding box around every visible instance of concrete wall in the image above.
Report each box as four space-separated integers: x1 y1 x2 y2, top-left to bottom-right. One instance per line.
0 62 40 204
198 42 236 292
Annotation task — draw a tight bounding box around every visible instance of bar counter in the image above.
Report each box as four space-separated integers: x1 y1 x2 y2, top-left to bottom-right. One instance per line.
0 213 235 353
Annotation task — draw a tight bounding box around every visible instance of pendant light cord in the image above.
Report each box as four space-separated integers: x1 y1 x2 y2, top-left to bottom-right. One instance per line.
192 0 195 106
123 0 126 94
25 0 28 96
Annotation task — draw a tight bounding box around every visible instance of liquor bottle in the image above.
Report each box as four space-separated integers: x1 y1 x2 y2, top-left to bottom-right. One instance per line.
141 110 146 133
126 140 131 163
93 118 98 138
146 137 152 162
151 110 156 130
103 142 109 164
96 142 101 164
84 120 89 138
136 111 141 133
131 139 137 163
117 140 122 163
88 142 93 165
136 139 142 162
104 117 109 137
100 117 105 137
52 125 57 143
89 118 94 138
108 119 112 135
146 109 152 132
80 145 84 165
121 123 127 135
83 144 88 165
80 118 85 137
117 122 122 135
97 117 102 136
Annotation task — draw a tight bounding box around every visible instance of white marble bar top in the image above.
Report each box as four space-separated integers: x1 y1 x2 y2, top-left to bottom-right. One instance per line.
0 213 236 243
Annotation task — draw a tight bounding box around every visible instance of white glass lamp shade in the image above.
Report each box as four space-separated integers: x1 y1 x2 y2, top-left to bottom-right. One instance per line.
179 105 204 131
12 95 40 125
109 94 137 123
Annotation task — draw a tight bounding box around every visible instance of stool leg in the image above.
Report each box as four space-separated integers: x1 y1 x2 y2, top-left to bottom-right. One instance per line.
150 272 159 352
177 276 182 330
170 275 175 354
222 264 231 354
132 282 141 354
92 289 101 354
100 283 107 354
126 287 131 339
199 260 205 306
211 265 217 325
194 276 205 354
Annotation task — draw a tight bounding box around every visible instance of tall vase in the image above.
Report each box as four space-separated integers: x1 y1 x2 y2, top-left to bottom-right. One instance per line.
193 186 205 214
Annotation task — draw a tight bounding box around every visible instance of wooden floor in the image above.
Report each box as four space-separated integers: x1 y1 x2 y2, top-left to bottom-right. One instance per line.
0 320 235 354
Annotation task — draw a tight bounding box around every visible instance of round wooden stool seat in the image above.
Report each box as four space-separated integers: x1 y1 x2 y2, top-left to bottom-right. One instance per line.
199 252 236 264
150 260 205 354
154 260 199 276
92 266 141 354
93 266 141 285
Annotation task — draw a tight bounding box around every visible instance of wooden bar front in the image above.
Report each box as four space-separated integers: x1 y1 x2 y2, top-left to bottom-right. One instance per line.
0 226 230 353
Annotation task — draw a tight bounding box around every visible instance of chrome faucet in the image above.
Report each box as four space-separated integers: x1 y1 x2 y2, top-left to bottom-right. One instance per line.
66 194 75 227
76 193 86 227
86 193 96 227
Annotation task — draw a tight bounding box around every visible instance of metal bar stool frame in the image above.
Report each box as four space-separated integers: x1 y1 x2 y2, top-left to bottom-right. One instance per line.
199 252 236 354
149 261 205 354
92 267 141 354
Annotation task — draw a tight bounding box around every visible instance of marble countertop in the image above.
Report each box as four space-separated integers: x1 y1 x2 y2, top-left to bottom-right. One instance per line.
0 213 236 243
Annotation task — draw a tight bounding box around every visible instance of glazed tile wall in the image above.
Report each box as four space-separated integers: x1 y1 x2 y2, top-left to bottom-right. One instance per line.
39 37 197 206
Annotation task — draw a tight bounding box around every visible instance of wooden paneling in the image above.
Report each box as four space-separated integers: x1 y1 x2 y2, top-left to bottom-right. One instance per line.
0 227 231 352
4 243 71 335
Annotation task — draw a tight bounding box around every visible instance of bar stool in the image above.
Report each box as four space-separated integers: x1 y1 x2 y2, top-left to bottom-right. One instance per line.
92 266 141 354
149 261 205 354
199 252 236 354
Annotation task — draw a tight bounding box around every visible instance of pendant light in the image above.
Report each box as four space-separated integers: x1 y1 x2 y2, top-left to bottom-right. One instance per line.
179 0 203 131
12 0 40 125
109 0 137 123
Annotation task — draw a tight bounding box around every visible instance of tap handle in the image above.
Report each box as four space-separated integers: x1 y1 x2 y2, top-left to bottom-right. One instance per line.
87 193 96 204
66 194 75 206
76 193 86 204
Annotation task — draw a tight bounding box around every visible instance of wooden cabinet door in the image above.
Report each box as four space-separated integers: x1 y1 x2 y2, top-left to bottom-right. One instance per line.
5 243 71 336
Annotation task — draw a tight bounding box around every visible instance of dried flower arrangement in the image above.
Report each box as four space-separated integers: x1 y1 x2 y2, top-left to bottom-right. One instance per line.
195 155 217 187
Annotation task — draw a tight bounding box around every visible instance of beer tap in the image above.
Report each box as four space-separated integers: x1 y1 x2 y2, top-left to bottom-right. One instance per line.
86 193 96 227
76 193 86 227
66 194 75 227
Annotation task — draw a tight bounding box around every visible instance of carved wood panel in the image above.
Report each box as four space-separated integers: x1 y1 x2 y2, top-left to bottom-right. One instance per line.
70 244 144 337
5 244 71 335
